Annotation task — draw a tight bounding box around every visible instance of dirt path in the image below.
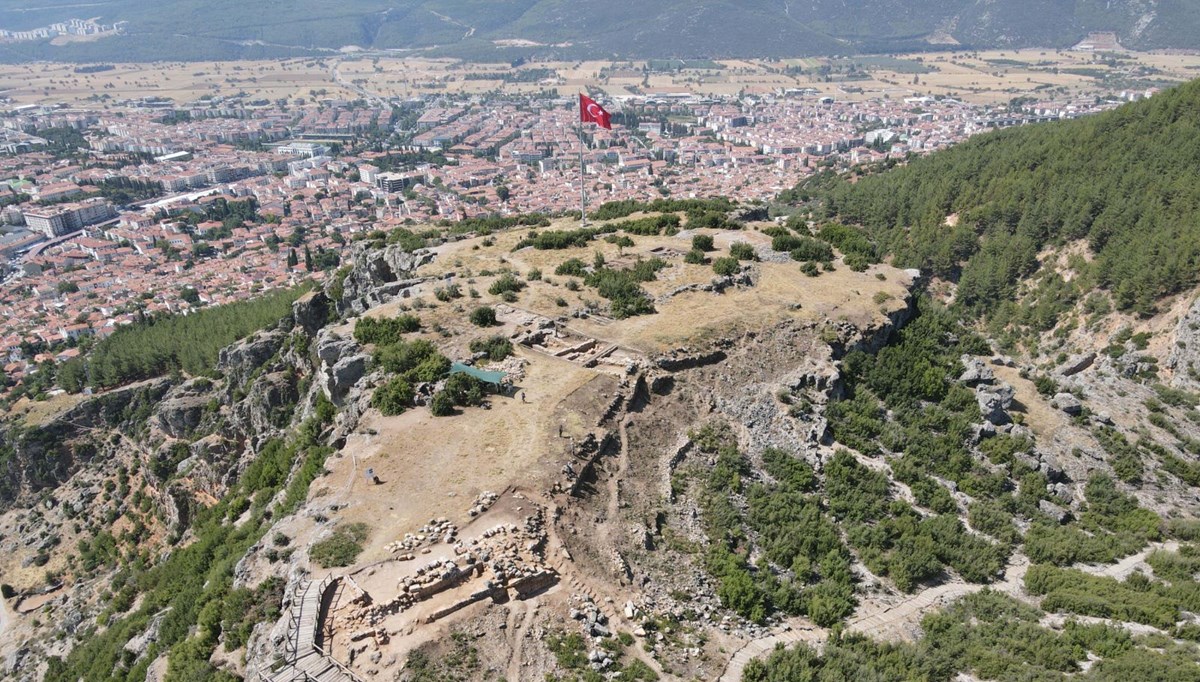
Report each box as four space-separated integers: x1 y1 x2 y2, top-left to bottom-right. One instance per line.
1078 541 1178 580
717 620 824 682
0 593 10 641
719 555 1031 681
855 553 1030 638
718 541 1184 679
505 598 533 681
543 501 667 679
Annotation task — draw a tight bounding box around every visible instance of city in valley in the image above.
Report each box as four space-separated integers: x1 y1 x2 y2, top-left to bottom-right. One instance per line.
0 48 1193 397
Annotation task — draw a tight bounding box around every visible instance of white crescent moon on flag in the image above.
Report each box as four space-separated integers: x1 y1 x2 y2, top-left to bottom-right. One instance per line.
587 103 603 118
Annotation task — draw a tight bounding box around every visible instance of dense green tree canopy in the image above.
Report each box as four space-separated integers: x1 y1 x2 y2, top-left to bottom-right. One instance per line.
807 79 1200 317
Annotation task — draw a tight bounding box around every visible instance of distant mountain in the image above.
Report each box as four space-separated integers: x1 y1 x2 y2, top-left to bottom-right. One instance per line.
0 0 1197 62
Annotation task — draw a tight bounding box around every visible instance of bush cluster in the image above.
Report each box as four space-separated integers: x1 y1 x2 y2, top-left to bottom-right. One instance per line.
353 313 421 346
310 523 370 568
468 335 513 361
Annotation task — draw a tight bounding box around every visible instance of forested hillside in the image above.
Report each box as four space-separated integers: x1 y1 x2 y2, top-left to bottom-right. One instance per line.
809 77 1200 319
56 285 308 391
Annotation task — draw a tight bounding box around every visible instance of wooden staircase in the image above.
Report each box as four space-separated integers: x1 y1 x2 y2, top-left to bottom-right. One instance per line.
267 576 362 682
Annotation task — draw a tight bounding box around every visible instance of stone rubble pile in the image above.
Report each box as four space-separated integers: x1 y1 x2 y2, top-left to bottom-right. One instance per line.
467 490 499 517
341 515 555 635
382 517 458 555
569 594 616 671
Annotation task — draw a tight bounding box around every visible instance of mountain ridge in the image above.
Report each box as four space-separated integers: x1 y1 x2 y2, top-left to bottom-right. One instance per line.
0 0 1197 62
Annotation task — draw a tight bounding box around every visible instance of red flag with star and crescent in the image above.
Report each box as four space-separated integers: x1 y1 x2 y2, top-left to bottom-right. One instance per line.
580 93 612 129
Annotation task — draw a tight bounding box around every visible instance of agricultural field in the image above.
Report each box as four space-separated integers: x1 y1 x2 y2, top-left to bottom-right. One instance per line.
3 49 1199 106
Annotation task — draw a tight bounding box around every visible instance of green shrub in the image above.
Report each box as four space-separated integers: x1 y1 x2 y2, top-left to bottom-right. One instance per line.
713 257 740 276
468 335 514 361
1025 564 1180 629
514 228 598 250
684 249 708 264
692 234 715 251
371 377 415 416
487 273 525 296
469 306 498 327
583 267 658 318
611 213 680 235
800 261 820 277
590 197 735 221
730 242 757 261
310 523 369 568
817 223 878 262
688 209 742 230
441 373 485 408
353 314 421 345
373 339 449 383
434 284 462 302
844 253 870 272
554 258 588 277
774 234 833 262
430 390 456 416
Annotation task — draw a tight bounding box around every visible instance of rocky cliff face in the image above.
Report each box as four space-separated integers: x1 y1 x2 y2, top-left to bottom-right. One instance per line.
336 242 434 315
0 291 339 574
0 379 170 510
0 289 361 680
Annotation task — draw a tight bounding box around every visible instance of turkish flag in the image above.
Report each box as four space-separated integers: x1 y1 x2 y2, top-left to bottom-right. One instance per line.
580 93 612 129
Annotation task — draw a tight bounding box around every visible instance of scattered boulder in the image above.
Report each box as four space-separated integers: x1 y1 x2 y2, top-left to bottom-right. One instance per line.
1051 392 1082 416
153 394 211 439
1056 352 1096 378
292 291 332 334
1039 499 1071 524
976 382 1015 425
958 355 995 386
324 355 368 405
123 608 169 659
337 242 434 312
315 332 357 367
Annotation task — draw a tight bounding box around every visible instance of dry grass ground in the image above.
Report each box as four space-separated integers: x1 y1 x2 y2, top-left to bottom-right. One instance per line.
421 218 912 352
3 51 1198 105
0 504 82 593
991 363 1070 440
321 347 615 565
6 392 86 427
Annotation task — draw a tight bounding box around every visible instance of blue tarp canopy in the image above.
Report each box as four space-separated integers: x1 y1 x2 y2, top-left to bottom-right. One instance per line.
450 362 506 386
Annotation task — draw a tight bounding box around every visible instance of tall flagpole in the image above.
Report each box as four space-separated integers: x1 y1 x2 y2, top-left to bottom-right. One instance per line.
578 113 587 226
